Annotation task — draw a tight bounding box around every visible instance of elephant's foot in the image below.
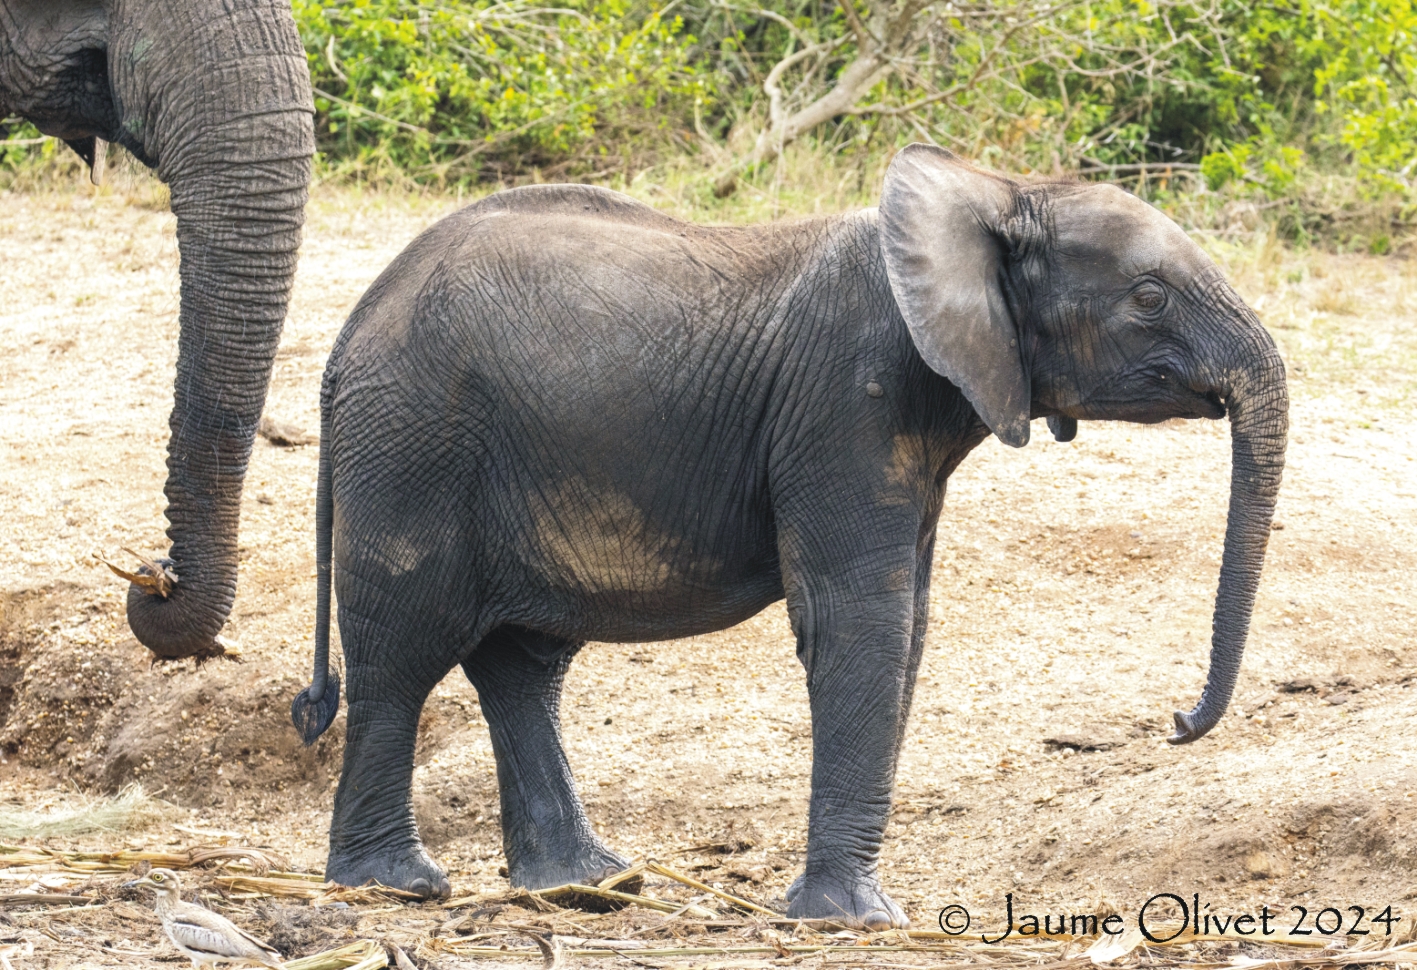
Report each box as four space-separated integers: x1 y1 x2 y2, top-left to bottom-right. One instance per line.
506 835 632 891
326 840 451 899
785 869 909 930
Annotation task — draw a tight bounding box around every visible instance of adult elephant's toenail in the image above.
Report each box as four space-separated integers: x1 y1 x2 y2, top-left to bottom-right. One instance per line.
862 910 894 931
408 877 432 898
785 875 804 902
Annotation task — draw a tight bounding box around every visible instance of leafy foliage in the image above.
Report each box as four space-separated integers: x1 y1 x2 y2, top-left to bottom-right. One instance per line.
2 0 1415 214
292 0 711 178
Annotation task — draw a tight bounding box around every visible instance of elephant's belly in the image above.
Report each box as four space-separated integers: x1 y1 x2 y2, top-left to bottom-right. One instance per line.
545 577 785 643
512 490 784 643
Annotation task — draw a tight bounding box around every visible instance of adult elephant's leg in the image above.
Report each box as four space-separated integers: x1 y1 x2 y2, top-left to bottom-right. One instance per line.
463 627 629 890
326 607 454 899
780 523 926 930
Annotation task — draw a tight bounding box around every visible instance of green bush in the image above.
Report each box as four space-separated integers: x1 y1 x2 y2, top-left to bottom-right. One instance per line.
3 0 1415 220
293 0 712 180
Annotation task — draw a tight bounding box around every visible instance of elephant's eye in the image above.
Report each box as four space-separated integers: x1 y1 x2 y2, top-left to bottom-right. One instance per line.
1132 284 1166 310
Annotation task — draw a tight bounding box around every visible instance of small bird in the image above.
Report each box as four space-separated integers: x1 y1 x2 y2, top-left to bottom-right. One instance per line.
125 868 284 969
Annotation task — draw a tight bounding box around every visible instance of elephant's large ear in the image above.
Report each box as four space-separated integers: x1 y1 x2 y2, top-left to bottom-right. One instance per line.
880 144 1030 447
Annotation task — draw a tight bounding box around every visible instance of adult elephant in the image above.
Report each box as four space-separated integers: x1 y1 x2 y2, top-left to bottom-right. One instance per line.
295 146 1288 925
0 0 313 658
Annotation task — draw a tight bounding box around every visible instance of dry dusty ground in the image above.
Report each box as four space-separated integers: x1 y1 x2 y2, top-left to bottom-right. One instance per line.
1 166 1416 967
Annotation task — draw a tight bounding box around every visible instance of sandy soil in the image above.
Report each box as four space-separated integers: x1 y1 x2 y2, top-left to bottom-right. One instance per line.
2 168 1416 966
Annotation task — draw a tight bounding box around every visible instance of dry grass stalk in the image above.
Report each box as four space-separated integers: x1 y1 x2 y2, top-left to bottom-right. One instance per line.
389 943 420 970
214 875 422 905
433 940 1014 960
0 842 290 876
525 882 718 919
283 940 388 970
0 786 174 839
643 861 779 917
0 893 98 907
594 861 647 891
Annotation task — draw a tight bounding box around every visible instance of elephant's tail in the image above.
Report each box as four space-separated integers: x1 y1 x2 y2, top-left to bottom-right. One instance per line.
291 371 340 745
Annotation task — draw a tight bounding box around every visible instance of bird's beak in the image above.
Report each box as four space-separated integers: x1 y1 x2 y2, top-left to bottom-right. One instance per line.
122 879 145 889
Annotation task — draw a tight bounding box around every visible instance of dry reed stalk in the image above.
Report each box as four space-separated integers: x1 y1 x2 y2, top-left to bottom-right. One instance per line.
214 875 422 905
284 940 389 970
532 883 718 918
0 893 98 907
0 842 289 875
432 940 1045 960
595 861 648 891
643 862 780 917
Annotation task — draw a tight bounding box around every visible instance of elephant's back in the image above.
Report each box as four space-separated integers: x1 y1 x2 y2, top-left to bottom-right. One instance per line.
331 183 822 366
467 182 683 232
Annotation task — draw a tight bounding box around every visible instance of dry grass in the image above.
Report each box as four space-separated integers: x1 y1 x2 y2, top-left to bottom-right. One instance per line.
0 785 173 839
7 840 1411 970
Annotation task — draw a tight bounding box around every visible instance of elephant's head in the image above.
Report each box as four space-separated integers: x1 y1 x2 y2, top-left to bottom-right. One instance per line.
879 144 1288 744
1 0 314 658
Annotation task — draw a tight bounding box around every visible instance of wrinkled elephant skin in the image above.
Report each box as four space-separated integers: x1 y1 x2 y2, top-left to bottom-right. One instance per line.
0 0 314 658
296 146 1287 924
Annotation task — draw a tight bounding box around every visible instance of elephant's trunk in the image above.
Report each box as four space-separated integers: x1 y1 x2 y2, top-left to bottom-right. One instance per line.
1169 317 1288 743
123 12 314 658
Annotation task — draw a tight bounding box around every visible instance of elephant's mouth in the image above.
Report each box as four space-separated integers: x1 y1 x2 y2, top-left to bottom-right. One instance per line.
1183 387 1227 420
1067 374 1227 424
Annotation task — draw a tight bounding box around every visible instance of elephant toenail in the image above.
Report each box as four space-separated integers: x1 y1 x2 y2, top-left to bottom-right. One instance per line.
785 875 805 902
862 910 893 932
408 877 432 897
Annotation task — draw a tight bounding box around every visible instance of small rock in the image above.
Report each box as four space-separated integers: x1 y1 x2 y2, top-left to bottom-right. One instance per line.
257 415 317 447
1325 693 1350 705
1243 849 1279 880
1043 734 1117 752
1278 678 1319 693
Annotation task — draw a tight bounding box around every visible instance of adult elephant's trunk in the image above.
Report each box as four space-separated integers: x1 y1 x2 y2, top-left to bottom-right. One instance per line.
121 7 314 659
1169 319 1289 743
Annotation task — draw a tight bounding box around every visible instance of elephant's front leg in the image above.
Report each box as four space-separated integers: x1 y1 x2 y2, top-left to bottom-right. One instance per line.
463 627 630 890
784 564 925 930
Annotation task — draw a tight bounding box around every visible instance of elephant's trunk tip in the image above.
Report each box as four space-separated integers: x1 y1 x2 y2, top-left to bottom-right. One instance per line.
1166 709 1209 745
291 671 340 746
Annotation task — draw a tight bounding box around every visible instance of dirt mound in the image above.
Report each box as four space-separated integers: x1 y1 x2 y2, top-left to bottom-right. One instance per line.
0 587 343 804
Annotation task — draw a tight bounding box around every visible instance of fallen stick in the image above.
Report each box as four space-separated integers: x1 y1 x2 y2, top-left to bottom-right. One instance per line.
643 861 780 917
0 894 99 907
437 942 967 958
535 883 717 919
0 843 291 875
214 875 422 905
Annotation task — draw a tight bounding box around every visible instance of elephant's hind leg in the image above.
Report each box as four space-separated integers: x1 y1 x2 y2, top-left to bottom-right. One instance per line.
463 627 630 890
326 608 455 900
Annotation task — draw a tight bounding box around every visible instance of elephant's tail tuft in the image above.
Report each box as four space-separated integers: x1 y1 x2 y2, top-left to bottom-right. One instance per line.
292 372 339 746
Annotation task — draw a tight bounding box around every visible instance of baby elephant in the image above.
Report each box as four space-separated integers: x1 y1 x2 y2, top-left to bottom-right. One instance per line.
293 145 1286 928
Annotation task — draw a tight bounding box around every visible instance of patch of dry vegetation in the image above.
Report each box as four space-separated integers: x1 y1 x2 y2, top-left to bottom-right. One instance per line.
0 785 172 839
